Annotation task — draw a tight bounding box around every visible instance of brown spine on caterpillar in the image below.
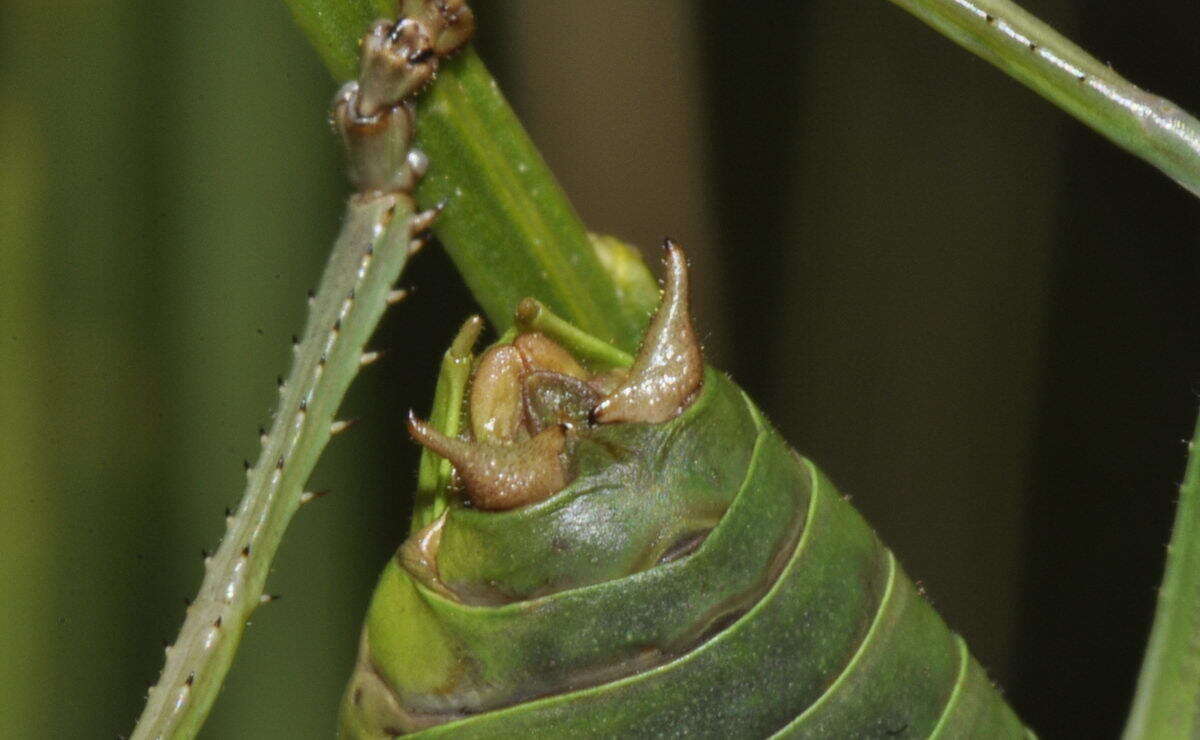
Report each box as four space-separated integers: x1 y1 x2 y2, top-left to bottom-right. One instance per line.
407 415 567 510
406 242 704 512
593 239 703 424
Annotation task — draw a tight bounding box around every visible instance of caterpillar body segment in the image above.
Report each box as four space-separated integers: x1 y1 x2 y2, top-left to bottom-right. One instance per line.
342 246 1028 738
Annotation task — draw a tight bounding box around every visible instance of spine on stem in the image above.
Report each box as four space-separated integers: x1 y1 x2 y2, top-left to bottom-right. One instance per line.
131 4 475 738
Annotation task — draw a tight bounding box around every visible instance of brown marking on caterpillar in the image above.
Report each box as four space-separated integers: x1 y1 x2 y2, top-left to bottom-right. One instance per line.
514 332 588 379
400 513 454 596
522 371 599 435
469 345 526 443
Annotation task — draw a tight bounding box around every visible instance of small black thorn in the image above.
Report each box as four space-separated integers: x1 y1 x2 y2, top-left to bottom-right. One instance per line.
241 545 251 557
185 673 195 687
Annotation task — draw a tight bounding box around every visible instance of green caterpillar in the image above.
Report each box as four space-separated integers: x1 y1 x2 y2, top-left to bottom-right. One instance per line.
340 243 1029 738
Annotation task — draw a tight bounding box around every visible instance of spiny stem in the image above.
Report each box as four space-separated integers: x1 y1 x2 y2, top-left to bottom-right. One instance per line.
889 0 1200 197
133 5 472 734
132 193 423 740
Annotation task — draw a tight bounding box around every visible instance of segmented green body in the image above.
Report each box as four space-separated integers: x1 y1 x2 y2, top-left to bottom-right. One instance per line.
343 365 1028 737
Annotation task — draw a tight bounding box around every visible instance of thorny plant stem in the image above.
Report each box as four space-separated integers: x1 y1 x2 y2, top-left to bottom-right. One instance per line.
132 5 460 733
132 194 424 740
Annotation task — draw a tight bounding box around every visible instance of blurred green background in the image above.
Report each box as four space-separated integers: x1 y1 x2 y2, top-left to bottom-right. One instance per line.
2 1 1198 737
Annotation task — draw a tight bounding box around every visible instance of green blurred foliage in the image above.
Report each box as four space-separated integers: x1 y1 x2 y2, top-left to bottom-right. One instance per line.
0 1 1197 738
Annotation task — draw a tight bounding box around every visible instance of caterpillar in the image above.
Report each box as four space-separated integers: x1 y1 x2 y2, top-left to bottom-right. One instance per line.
341 243 1030 738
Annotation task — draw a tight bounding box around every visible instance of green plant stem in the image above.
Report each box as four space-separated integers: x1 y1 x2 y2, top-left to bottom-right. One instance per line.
889 0 1200 197
283 1 643 353
1123 411 1200 738
411 49 642 351
282 0 390 81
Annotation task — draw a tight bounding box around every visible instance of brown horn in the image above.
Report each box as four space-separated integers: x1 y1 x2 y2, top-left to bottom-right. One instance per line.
593 239 703 424
407 413 567 510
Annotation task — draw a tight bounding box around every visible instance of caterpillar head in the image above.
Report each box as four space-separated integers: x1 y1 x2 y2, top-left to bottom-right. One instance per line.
407 241 703 512
400 241 739 605
345 243 769 734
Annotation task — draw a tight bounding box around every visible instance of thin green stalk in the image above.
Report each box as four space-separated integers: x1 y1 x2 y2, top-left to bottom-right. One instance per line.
283 2 644 352
889 0 1200 197
1123 411 1200 739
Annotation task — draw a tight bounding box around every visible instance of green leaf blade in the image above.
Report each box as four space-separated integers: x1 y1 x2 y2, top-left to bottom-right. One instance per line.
1124 410 1200 739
